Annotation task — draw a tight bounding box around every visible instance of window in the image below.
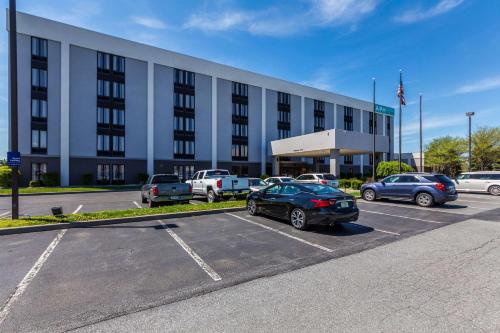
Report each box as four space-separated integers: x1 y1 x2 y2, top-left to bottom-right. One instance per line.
31 37 48 58
97 134 110 151
112 56 125 73
369 154 373 165
314 115 324 130
344 155 353 165
369 113 377 134
112 136 125 152
344 106 353 131
174 69 195 87
266 185 281 194
112 109 125 126
174 117 195 133
232 144 248 159
386 117 391 136
278 129 290 139
97 107 110 124
32 68 48 88
113 82 125 99
31 163 47 181
232 123 248 137
97 80 111 97
174 140 195 156
281 185 301 195
31 99 48 119
396 176 419 183
97 164 111 181
278 110 290 123
232 82 248 97
314 100 325 111
174 165 195 180
31 130 47 149
97 52 111 70
112 164 125 181
232 103 248 117
278 92 290 105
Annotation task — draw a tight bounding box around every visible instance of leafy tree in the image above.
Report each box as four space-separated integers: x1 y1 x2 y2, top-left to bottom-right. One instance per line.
376 161 413 178
0 166 11 188
425 136 467 177
471 126 500 171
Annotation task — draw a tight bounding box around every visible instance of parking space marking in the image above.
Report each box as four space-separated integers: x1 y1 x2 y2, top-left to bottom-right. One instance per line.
158 220 222 281
0 211 10 218
373 228 401 236
226 213 334 253
72 205 83 214
0 229 67 326
360 209 444 224
132 201 142 208
358 200 475 215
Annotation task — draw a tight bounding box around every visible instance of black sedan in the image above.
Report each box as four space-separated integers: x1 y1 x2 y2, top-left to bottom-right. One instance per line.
246 182 359 230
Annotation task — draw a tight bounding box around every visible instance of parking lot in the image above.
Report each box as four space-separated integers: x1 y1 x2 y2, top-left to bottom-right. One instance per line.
0 193 499 332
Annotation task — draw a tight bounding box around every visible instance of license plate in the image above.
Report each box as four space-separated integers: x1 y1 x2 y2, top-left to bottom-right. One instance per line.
339 201 349 208
170 196 180 200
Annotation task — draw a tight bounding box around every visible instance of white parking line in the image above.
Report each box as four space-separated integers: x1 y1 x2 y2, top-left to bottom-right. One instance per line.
132 201 142 208
226 213 334 253
0 229 67 326
189 201 198 205
0 211 10 218
360 209 444 224
373 228 400 236
72 205 83 214
158 220 222 281
358 200 477 215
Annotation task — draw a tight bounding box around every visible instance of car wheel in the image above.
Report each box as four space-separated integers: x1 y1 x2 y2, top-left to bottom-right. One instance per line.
362 189 376 201
416 192 434 207
148 199 157 208
141 195 147 204
247 199 258 215
290 208 308 230
488 185 500 196
207 190 219 203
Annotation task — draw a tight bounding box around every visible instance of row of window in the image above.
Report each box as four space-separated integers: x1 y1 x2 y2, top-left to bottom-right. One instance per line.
97 164 125 181
174 92 195 109
278 128 291 139
32 37 48 58
32 99 48 119
32 68 48 88
32 130 47 149
174 140 195 155
173 165 195 180
278 92 290 105
97 107 125 126
174 116 195 132
232 123 248 137
232 82 248 97
97 135 125 152
232 144 248 158
97 52 125 73
174 69 195 87
97 80 125 99
278 110 291 123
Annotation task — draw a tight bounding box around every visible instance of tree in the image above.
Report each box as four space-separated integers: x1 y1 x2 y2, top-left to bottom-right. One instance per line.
425 136 467 177
471 126 500 171
376 161 414 178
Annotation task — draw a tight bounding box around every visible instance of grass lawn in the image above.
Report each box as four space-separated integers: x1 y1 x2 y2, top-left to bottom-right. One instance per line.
0 200 246 229
343 189 361 197
0 185 140 195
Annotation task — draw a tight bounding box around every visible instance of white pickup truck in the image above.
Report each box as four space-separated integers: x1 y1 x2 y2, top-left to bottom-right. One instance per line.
185 169 250 203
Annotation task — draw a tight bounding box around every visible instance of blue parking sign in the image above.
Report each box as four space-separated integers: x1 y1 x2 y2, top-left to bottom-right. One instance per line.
7 151 21 167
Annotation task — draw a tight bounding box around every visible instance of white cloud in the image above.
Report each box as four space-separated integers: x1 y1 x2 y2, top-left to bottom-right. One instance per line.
395 0 464 24
184 0 377 37
301 70 334 91
454 75 500 94
131 16 167 30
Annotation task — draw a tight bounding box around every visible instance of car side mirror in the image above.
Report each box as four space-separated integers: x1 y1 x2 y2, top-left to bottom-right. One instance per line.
381 181 385 185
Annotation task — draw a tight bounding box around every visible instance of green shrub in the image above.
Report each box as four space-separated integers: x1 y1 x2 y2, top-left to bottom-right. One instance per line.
349 178 364 190
137 173 149 184
41 172 60 186
0 166 12 188
338 179 350 189
260 174 270 180
82 173 93 186
29 180 42 187
376 161 414 178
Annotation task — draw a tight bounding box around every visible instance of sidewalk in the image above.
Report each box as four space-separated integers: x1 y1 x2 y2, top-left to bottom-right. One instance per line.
76 217 500 332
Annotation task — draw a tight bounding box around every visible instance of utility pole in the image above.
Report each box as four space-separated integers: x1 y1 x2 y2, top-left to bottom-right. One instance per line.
9 0 19 220
372 78 376 182
398 70 403 173
419 94 423 172
466 112 475 172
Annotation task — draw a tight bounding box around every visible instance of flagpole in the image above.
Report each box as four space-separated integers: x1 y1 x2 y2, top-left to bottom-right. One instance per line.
419 93 423 172
372 78 376 182
398 70 402 173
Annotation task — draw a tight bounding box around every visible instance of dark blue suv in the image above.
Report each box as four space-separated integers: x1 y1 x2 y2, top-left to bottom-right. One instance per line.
360 173 458 207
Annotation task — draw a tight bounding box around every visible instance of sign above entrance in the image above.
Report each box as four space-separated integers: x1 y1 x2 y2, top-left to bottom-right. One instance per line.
375 104 395 116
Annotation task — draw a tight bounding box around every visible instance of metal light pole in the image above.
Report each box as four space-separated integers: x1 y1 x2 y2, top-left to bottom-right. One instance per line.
372 78 376 182
398 70 403 173
466 112 475 172
9 0 19 220
419 94 423 172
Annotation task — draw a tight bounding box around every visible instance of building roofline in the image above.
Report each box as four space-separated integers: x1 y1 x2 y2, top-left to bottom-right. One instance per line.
9 9 384 113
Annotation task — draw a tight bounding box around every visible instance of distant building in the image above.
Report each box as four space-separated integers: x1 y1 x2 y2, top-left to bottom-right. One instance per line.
393 153 426 172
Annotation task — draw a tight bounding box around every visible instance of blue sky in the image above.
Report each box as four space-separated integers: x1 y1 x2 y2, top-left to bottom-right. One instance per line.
1 0 499 158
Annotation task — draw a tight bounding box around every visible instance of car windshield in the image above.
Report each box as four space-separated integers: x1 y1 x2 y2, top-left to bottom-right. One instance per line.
422 175 454 184
152 175 180 184
302 184 342 195
250 179 266 186
322 174 337 180
205 170 230 178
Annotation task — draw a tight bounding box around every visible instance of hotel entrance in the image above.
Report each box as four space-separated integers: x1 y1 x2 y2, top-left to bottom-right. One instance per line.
278 160 308 178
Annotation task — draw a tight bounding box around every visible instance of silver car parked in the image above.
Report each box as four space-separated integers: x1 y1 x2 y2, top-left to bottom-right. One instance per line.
453 171 500 196
294 173 339 188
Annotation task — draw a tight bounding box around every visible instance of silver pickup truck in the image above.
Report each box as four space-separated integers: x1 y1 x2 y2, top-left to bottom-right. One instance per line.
141 174 193 208
185 169 250 203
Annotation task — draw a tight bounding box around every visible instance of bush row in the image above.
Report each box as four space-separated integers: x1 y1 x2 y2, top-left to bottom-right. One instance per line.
338 178 365 190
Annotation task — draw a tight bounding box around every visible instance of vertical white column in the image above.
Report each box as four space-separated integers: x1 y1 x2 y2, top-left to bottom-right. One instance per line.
360 110 364 176
147 61 154 175
329 149 340 177
382 115 387 161
261 88 267 175
300 96 305 135
360 110 364 133
211 76 217 169
60 42 70 186
334 104 338 129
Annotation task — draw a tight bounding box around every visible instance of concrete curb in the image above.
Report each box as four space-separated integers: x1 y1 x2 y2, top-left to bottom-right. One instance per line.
0 188 139 198
0 206 246 236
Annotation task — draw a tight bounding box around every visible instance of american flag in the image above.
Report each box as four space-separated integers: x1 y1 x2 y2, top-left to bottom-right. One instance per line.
398 74 406 106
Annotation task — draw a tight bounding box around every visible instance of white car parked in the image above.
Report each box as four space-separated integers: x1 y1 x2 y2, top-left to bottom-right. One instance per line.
294 173 339 188
453 171 500 196
264 177 295 185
